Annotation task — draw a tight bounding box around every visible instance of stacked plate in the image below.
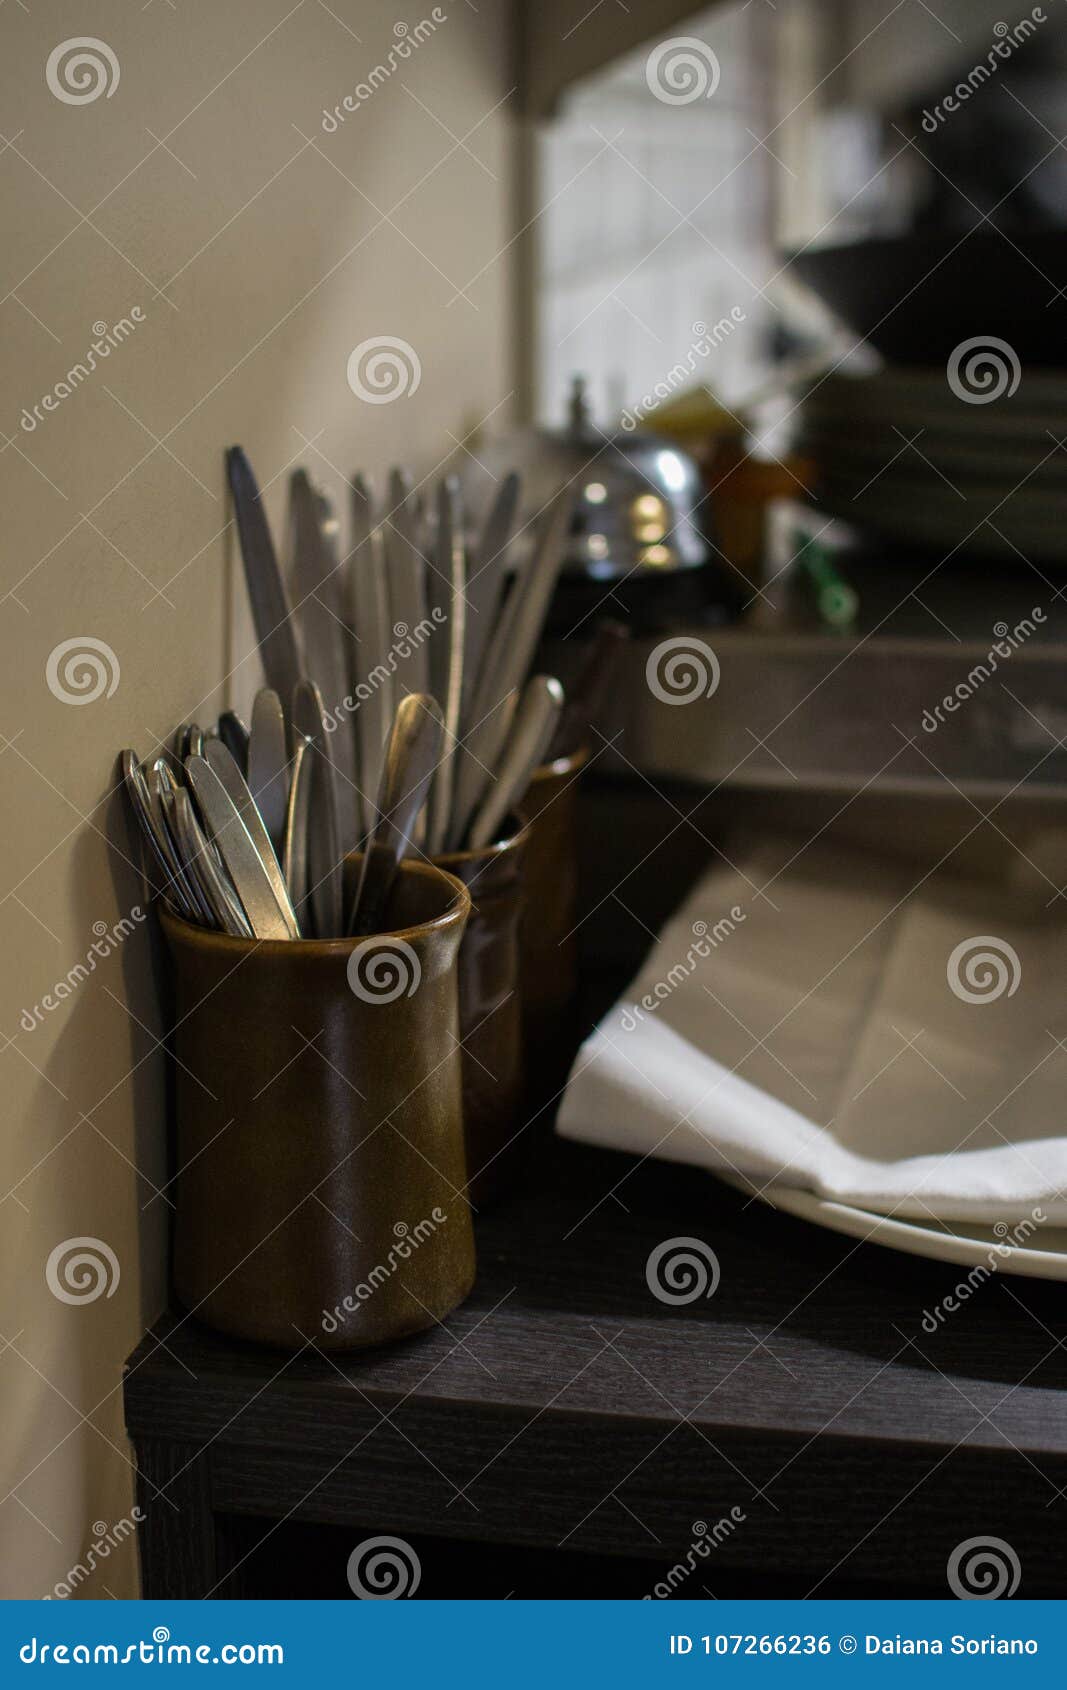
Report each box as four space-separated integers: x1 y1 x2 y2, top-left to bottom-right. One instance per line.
796 366 1067 561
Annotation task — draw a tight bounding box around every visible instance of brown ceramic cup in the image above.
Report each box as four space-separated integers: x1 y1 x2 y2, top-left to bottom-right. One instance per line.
518 744 590 1092
161 859 474 1351
432 813 529 1206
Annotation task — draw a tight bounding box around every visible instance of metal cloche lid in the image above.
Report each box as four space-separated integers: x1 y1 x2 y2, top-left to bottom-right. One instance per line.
461 377 708 582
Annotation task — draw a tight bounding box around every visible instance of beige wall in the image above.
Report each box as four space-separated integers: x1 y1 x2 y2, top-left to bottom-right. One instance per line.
0 0 517 1598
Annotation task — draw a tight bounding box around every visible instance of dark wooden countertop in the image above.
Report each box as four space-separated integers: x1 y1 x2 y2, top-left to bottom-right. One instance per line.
125 1126 1067 1595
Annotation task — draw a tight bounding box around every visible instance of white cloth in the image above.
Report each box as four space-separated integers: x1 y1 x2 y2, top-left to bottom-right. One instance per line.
557 838 1067 1223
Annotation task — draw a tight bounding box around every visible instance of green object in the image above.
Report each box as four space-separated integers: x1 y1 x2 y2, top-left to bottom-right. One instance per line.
795 533 859 631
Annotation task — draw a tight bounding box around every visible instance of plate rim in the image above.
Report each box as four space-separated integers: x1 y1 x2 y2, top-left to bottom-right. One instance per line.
718 1173 1067 1281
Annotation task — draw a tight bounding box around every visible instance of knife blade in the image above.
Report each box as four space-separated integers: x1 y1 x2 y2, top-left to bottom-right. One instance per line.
185 755 295 940
291 679 344 939
201 737 299 936
348 474 393 840
227 445 302 706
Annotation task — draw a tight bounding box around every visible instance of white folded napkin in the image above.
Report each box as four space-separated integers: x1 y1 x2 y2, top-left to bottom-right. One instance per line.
557 837 1067 1224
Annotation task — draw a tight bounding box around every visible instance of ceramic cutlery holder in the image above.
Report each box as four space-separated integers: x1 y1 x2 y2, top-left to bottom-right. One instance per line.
519 744 590 1093
432 814 529 1206
162 860 474 1351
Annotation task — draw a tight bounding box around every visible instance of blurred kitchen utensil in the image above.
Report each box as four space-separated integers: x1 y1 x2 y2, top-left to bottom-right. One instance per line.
468 676 564 851
448 685 519 852
348 694 443 937
384 467 430 700
463 470 518 720
460 376 707 581
427 476 467 855
347 473 393 838
288 470 360 850
550 617 628 758
465 488 572 742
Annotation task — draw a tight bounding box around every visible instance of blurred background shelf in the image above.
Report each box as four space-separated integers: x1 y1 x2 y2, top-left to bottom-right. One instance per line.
582 557 1067 799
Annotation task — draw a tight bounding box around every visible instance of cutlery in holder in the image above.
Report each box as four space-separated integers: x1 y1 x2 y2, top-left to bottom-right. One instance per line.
432 812 529 1206
519 744 590 1098
163 859 474 1350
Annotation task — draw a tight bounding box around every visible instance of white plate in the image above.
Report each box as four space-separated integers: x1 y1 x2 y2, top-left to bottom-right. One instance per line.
722 1175 1067 1281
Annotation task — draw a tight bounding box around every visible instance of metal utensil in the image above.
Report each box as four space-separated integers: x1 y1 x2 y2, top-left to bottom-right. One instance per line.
465 488 572 740
462 470 519 721
550 617 629 758
186 724 205 760
201 737 299 937
316 488 362 849
384 467 430 699
348 474 392 838
447 685 519 852
227 445 302 705
147 759 214 924
159 786 217 929
348 694 443 936
185 755 296 940
169 787 253 937
247 688 289 862
288 471 359 850
291 679 344 939
467 676 564 851
456 374 707 582
426 476 467 854
217 709 250 774
282 736 313 926
120 750 194 918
